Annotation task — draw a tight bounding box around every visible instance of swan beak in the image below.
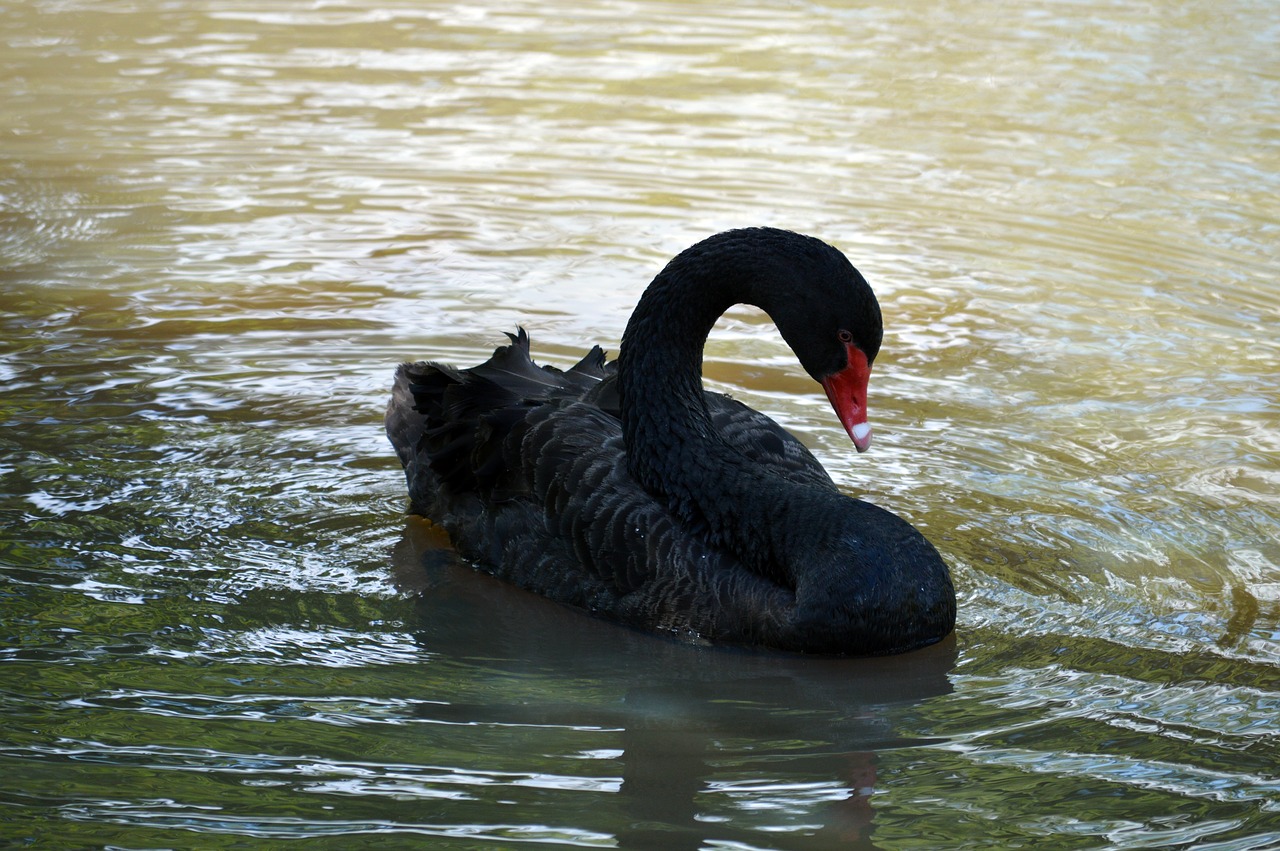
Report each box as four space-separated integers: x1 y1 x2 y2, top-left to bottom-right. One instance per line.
820 345 872 453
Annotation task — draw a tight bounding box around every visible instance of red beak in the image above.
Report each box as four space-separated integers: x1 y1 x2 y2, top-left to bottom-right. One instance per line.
819 343 872 452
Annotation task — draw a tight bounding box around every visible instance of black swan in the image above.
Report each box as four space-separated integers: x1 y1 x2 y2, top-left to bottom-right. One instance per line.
386 228 955 655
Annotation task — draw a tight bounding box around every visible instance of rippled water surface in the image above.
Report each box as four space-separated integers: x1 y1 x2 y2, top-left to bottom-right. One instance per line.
3 0 1279 847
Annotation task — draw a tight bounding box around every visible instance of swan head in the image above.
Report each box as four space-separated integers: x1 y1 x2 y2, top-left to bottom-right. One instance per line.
744 230 882 453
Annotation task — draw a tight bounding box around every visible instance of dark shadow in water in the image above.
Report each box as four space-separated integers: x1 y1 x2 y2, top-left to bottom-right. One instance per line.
392 518 956 850
1217 583 1261 651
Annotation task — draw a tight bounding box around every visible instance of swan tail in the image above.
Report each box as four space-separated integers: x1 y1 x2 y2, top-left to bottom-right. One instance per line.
387 328 612 505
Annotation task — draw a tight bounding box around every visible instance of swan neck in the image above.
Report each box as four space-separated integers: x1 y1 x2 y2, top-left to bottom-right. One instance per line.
617 261 728 467
616 244 784 543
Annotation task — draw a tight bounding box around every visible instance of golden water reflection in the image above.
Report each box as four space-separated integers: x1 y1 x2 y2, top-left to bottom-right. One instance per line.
3 0 1280 846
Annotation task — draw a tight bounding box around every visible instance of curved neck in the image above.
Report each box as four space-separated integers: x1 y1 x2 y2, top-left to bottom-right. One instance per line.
616 237 817 580
617 240 753 494
618 295 716 482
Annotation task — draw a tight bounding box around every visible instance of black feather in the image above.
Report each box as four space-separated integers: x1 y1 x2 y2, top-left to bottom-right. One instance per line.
386 229 956 655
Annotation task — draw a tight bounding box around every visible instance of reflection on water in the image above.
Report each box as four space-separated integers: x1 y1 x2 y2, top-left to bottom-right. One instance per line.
3 0 1279 847
389 520 957 849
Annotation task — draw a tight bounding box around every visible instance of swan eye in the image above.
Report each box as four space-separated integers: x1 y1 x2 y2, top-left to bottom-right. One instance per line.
837 329 853 344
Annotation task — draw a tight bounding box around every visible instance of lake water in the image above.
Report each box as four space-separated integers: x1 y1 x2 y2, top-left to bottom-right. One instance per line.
3 0 1279 847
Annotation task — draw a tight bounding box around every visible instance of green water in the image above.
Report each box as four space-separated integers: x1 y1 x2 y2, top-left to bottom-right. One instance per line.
3 0 1279 847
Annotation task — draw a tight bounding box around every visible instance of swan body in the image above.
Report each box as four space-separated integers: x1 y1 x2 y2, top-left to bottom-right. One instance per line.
386 228 955 655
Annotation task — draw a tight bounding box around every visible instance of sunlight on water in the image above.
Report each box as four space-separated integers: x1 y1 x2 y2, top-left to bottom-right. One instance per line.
2 0 1279 847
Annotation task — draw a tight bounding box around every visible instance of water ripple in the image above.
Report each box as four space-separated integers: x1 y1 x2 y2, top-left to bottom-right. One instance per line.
4 0 1280 847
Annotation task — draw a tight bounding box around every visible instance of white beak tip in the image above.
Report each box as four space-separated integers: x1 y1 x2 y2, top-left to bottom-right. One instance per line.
851 422 872 452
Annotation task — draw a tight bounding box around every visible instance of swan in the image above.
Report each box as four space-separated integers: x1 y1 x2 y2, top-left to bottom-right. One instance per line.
386 227 956 655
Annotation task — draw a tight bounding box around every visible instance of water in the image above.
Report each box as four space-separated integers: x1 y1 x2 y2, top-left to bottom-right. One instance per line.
3 0 1279 847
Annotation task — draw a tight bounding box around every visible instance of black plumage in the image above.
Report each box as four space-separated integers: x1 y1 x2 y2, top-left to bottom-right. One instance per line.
386 228 955 655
